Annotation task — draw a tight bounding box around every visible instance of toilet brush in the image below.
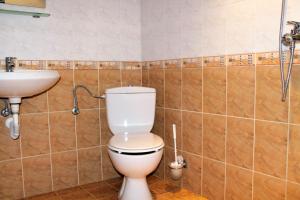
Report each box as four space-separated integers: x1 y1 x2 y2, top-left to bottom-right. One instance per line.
169 124 186 180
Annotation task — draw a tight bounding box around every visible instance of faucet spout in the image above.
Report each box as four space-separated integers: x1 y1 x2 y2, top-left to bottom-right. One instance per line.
5 57 17 72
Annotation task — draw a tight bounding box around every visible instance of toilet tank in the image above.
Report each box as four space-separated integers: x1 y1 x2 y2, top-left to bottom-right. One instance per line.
105 87 156 135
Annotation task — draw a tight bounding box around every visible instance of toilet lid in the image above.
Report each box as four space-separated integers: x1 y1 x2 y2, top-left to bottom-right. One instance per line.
108 133 164 153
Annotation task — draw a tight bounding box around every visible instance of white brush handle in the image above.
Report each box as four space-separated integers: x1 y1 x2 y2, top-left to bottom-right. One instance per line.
172 124 178 163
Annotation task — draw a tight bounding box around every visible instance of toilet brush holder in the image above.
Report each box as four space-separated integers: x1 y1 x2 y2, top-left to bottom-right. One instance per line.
169 155 186 180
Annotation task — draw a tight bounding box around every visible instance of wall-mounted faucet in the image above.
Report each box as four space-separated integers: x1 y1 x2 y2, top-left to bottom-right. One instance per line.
279 0 300 102
5 57 17 72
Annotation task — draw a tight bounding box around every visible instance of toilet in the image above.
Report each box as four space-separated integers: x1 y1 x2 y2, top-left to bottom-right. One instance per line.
105 86 164 200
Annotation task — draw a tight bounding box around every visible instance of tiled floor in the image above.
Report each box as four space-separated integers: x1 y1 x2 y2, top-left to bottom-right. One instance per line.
23 176 206 200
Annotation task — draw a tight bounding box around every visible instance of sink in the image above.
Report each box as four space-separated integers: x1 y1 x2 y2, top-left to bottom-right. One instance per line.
0 70 60 101
0 69 60 139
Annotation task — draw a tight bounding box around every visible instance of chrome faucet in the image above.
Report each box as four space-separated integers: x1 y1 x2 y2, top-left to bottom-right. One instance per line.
5 57 17 72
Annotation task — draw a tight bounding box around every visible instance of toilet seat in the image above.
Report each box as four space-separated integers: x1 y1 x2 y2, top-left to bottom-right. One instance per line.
108 133 164 154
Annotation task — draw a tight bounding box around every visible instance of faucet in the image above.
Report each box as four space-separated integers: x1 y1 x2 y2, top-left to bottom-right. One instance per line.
5 57 17 72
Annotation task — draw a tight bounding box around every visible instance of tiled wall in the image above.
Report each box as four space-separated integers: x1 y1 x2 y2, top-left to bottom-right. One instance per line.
0 60 143 199
143 50 300 200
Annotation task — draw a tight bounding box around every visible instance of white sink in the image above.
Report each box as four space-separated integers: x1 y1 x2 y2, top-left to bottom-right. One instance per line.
0 70 60 102
0 69 60 140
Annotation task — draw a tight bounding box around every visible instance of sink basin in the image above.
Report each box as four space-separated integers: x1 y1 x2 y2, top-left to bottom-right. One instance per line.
0 70 60 101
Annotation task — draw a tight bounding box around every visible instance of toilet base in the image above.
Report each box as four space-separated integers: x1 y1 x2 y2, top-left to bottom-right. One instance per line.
119 177 152 200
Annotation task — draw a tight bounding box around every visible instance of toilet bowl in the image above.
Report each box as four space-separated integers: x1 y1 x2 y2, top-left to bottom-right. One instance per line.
105 86 164 200
108 133 164 200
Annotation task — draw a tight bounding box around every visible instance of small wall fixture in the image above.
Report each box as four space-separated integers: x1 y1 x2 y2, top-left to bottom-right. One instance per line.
0 8 50 18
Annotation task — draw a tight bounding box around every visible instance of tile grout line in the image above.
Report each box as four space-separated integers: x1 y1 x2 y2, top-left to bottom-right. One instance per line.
73 62 80 186
163 60 166 181
180 58 183 188
200 55 204 196
19 106 26 198
0 146 103 164
119 62 123 87
20 108 100 116
97 64 104 181
284 67 292 200
164 106 291 126
251 53 257 200
224 55 228 200
47 89 54 192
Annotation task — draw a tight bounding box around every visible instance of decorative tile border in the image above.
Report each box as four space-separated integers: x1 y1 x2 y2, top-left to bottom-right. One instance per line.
182 57 202 68
1 50 300 71
121 62 142 70
18 60 32 69
149 61 164 69
203 56 226 67
164 59 181 69
227 53 255 66
98 62 120 70
0 60 4 69
31 60 47 70
48 61 73 70
141 62 149 70
74 61 97 70
292 50 300 65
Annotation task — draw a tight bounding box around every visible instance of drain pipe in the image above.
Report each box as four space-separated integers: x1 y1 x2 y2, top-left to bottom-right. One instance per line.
5 98 21 140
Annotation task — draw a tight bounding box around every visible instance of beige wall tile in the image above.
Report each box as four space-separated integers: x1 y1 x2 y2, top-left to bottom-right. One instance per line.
227 117 254 169
226 165 252 200
74 69 99 109
256 66 288 122
23 155 52 197
78 147 102 185
50 112 76 153
99 69 121 108
203 67 226 114
203 114 226 161
255 120 288 178
165 109 181 149
290 66 300 124
52 151 78 191
21 93 48 114
202 158 225 200
48 69 74 112
100 109 112 145
182 68 202 112
21 113 50 157
0 116 20 161
101 146 119 180
76 109 100 148
253 173 285 200
287 182 300 200
149 69 165 107
121 69 142 86
227 66 254 118
182 111 202 155
165 68 182 109
152 107 165 139
142 68 149 86
0 159 23 199
288 125 300 183
182 152 202 194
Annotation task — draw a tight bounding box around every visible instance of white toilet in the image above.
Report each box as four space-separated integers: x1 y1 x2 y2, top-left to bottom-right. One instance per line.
105 86 164 200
